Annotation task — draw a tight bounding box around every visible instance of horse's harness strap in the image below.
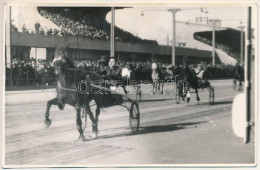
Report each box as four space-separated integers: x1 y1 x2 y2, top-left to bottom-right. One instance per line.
64 68 102 80
58 82 133 102
59 86 77 92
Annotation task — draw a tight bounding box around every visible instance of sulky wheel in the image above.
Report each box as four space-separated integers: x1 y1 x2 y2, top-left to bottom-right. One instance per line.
209 86 215 105
175 86 181 104
129 102 140 134
80 108 87 132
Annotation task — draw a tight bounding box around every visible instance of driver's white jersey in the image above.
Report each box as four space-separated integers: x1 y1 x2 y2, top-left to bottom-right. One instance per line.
194 68 205 79
121 67 131 78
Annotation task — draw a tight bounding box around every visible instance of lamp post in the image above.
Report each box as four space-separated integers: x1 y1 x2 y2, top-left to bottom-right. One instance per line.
212 19 216 66
141 8 208 66
110 7 115 58
168 8 181 66
141 8 181 66
238 22 245 66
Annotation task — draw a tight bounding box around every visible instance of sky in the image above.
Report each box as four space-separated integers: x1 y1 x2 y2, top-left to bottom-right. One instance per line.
106 6 248 45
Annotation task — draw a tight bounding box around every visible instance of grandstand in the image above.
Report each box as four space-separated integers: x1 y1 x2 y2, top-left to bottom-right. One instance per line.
37 7 157 45
194 28 244 62
175 21 237 64
9 7 241 65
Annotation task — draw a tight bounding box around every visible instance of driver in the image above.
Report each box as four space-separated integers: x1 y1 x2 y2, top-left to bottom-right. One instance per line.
105 57 122 84
194 64 206 88
103 57 123 105
194 64 205 79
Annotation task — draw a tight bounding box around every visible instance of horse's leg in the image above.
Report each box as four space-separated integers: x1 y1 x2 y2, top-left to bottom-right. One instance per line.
186 89 191 103
160 82 165 94
156 80 159 94
233 79 236 90
195 88 200 102
44 97 64 128
94 104 101 135
238 77 242 91
76 107 86 141
83 103 98 138
122 84 128 94
152 81 156 94
138 83 141 95
185 83 191 103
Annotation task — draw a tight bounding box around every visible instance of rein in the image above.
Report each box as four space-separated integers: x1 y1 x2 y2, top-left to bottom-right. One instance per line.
59 86 77 92
58 67 101 92
64 67 102 80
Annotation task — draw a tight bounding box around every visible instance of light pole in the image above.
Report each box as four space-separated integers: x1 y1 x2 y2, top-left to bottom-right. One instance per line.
110 7 115 58
238 22 245 66
141 8 207 66
141 8 181 66
168 8 181 66
212 19 216 66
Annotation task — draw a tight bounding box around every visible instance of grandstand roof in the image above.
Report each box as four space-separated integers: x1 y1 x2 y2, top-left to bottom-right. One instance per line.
194 28 244 54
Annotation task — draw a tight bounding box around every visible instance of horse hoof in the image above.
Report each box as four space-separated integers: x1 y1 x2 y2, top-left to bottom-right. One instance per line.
79 135 86 142
44 119 52 128
91 131 98 138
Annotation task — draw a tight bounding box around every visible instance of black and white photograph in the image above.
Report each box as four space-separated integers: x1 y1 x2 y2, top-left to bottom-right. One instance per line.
1 0 258 168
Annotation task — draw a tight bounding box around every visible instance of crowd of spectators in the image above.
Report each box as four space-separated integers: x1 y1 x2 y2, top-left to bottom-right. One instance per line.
5 57 237 87
29 8 158 44
5 59 56 87
194 33 240 60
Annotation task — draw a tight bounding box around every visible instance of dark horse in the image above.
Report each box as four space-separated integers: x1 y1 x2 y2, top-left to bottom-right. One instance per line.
44 48 117 141
176 66 213 103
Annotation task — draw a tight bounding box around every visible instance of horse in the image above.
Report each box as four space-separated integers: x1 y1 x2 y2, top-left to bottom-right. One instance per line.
233 63 244 91
176 66 212 103
151 63 174 94
151 62 160 94
157 66 174 94
44 48 117 141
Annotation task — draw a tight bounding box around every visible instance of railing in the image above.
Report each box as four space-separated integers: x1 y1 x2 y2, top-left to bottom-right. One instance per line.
5 78 57 87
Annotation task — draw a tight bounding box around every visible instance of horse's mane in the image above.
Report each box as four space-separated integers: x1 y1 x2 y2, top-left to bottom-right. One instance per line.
64 56 76 69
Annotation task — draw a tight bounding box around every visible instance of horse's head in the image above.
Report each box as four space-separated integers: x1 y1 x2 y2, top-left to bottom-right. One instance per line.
53 55 66 75
151 62 158 71
52 47 73 75
53 48 66 74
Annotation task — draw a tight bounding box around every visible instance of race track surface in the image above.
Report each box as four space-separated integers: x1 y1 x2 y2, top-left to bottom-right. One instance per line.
4 79 255 166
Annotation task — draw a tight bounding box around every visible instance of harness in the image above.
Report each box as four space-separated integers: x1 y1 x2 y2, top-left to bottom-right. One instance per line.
56 67 133 101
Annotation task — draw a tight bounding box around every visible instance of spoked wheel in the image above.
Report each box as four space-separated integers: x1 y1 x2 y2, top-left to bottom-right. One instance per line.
135 85 142 102
80 108 87 132
209 87 215 105
129 102 140 134
175 87 180 104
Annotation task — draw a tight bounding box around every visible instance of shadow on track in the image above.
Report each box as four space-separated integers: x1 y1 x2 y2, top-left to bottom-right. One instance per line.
89 121 205 141
138 98 173 103
120 98 173 103
184 100 233 106
210 101 233 105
